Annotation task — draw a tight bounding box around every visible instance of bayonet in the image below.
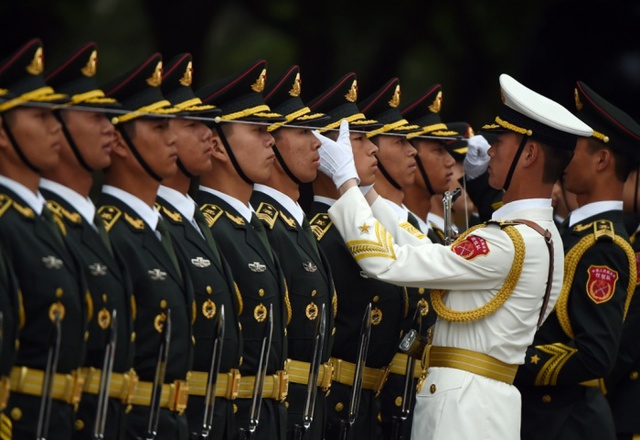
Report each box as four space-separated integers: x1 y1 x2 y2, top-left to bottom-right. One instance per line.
94 309 117 440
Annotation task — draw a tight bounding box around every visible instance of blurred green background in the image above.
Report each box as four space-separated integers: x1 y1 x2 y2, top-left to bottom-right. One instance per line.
3 0 640 128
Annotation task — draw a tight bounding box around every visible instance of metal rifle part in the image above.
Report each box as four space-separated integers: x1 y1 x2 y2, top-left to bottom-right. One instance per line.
443 188 462 245
293 303 327 440
145 308 172 440
338 303 372 440
192 305 226 440
94 309 118 440
238 303 274 440
36 310 62 440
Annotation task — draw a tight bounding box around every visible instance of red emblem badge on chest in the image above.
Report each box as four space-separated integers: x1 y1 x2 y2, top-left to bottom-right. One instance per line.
451 235 490 260
586 265 618 304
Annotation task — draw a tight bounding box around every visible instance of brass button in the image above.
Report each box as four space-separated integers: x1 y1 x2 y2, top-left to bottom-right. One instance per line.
239 356 243 366
332 328 336 335
311 289 317 297
102 293 108 303
160 299 167 309
258 288 265 297
630 371 638 380
284 401 289 408
373 295 380 303
131 332 136 342
395 396 403 407
206 285 213 294
10 407 22 421
429 384 436 394
125 404 133 414
418 288 425 295
542 395 552 403
233 404 238 413
75 419 85 430
335 402 344 412
84 331 89 341
55 288 63 297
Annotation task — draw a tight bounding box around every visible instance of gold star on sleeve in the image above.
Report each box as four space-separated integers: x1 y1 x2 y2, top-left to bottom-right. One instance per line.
358 223 371 234
530 354 540 364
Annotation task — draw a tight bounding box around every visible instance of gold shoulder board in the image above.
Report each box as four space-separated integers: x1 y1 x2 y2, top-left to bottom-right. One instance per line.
309 213 332 241
0 194 12 218
46 201 82 224
594 219 614 241
255 202 278 230
97 205 122 232
200 204 223 227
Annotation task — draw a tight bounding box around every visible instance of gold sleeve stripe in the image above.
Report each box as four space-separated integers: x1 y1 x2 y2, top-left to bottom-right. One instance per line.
346 222 396 261
431 224 524 322
534 343 577 386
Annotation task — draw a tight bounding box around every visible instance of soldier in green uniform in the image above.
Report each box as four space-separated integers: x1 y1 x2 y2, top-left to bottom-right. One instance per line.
306 73 405 440
514 81 640 440
41 42 136 439
97 53 194 440
254 65 335 440
195 60 289 440
156 53 243 440
400 86 458 243
0 39 88 440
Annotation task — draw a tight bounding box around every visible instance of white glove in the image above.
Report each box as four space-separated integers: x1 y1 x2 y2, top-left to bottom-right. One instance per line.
313 119 360 188
463 134 491 180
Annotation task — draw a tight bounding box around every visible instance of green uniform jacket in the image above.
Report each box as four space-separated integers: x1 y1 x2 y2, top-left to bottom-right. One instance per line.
156 195 243 440
41 188 135 440
0 185 87 440
97 193 193 440
251 191 335 440
606 226 640 436
516 210 634 440
309 201 406 440
196 190 287 440
0 244 20 417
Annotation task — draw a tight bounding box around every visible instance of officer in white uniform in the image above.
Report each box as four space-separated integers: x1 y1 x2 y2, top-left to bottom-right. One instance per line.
312 74 593 440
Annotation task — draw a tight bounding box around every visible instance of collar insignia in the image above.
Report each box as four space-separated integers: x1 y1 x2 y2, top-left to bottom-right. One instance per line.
42 255 63 269
248 261 266 273
88 263 108 276
148 268 167 280
191 257 211 268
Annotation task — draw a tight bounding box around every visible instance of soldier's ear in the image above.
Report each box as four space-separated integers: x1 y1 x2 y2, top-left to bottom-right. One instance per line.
210 132 228 163
111 130 129 158
0 115 10 150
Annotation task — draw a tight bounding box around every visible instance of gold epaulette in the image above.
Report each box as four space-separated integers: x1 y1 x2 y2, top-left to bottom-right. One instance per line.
255 202 278 230
309 213 332 241
46 201 82 224
155 203 182 224
572 219 615 241
200 204 223 227
0 194 35 218
278 210 296 229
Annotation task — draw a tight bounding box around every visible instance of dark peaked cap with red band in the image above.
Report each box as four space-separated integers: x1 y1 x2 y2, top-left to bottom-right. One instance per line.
358 77 421 138
401 84 458 140
574 81 640 160
0 38 67 112
101 53 179 124
481 74 592 150
161 53 219 117
307 72 380 133
45 42 119 110
196 59 283 123
263 65 328 131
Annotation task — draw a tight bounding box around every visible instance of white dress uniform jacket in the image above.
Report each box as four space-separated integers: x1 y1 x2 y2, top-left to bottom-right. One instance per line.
328 186 564 440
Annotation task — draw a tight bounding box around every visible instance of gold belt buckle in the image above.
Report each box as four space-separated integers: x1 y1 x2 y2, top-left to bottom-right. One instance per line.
318 363 333 392
121 369 139 404
169 380 189 414
276 370 289 402
227 369 240 400
0 376 10 411
373 366 390 397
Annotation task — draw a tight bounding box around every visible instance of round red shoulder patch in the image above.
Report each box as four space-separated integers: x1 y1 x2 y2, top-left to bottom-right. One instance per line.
586 265 618 304
451 235 490 260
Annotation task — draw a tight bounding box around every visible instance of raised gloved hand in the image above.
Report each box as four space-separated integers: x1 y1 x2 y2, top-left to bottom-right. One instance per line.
463 134 491 180
313 119 360 188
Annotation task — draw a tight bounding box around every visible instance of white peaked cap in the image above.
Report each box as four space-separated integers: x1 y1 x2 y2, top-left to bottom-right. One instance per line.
499 74 593 137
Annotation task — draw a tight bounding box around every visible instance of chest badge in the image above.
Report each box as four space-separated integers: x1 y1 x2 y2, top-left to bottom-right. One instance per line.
248 261 266 273
303 261 317 273
88 263 108 276
148 268 167 281
42 256 63 269
305 301 319 320
191 257 211 268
